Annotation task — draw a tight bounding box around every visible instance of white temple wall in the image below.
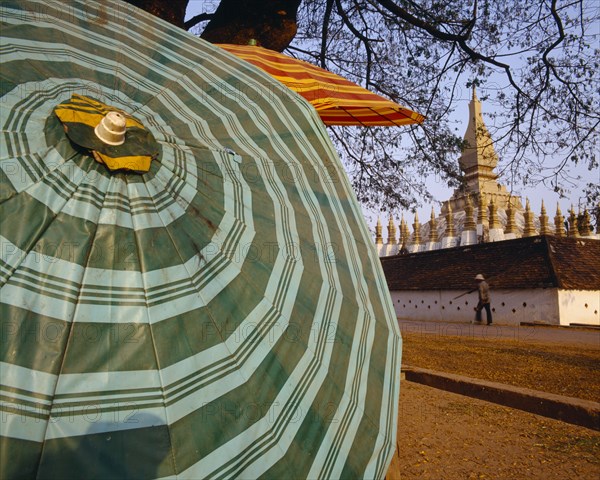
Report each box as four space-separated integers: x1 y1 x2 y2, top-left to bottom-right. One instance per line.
557 290 600 326
378 243 398 257
488 228 505 242
390 288 562 326
460 230 477 245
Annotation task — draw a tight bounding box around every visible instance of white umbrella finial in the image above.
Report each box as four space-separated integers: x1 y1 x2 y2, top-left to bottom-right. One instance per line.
95 111 127 145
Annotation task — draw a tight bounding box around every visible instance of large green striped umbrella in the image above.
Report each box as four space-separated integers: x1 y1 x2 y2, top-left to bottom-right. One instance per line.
0 1 402 478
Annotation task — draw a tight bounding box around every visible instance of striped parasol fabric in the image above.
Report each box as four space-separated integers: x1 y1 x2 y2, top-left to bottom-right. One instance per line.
217 43 425 127
0 1 402 479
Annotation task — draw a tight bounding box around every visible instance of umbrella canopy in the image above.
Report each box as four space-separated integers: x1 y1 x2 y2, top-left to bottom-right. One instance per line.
0 1 401 479
218 43 425 127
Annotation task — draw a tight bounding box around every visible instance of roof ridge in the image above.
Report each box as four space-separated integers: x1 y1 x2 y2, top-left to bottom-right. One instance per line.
543 235 562 289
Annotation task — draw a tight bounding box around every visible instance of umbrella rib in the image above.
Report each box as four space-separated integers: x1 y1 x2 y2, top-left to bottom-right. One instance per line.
124 173 183 475
34 162 107 467
364 106 411 127
371 106 409 126
338 106 370 127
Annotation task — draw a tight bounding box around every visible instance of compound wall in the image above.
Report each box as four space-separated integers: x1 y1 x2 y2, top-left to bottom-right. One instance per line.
557 290 600 326
390 289 560 326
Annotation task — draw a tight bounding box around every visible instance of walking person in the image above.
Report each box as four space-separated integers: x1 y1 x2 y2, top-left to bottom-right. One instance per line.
474 274 492 325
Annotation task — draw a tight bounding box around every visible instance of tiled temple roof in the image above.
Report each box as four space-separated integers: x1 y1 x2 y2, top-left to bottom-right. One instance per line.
380 235 600 291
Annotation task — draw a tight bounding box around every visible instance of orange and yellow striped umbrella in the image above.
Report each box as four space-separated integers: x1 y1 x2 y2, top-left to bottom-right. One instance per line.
218 44 425 127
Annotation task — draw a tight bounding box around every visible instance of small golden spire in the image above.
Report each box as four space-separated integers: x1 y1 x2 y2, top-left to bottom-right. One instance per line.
568 205 579 237
428 208 437 243
399 215 406 248
464 196 476 231
554 203 565 237
375 217 383 245
477 194 488 225
412 212 421 245
505 198 518 234
400 215 410 250
580 209 593 236
445 203 455 237
539 200 550 235
489 199 500 229
387 215 397 245
523 198 536 237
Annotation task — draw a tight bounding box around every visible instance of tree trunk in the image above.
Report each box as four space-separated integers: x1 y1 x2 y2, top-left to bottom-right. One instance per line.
124 0 301 52
200 0 301 52
126 0 189 28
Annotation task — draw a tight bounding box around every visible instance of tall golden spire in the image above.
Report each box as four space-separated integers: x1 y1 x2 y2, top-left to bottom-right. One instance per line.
458 87 500 197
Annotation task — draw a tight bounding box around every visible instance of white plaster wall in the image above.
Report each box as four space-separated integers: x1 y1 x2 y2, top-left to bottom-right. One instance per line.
390 288 561 326
379 243 398 257
488 228 505 242
461 230 477 246
557 290 600 326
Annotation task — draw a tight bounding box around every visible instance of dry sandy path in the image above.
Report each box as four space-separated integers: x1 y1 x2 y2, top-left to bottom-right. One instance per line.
398 320 600 347
385 320 599 479
385 380 599 479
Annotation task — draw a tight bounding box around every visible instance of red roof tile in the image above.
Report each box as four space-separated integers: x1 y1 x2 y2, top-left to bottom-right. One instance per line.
380 236 600 291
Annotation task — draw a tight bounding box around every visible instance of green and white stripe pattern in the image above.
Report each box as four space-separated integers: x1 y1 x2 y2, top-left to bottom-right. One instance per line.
0 1 402 478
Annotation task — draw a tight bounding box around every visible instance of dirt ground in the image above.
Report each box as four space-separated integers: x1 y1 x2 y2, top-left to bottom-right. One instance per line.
386 381 599 479
385 326 600 480
400 329 600 402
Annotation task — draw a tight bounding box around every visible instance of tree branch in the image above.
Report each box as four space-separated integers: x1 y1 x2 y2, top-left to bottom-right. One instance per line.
319 0 334 68
373 0 528 98
334 0 377 85
185 12 214 31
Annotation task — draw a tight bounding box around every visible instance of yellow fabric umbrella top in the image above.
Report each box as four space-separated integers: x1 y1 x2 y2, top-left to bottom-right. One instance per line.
54 94 159 172
218 43 425 127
